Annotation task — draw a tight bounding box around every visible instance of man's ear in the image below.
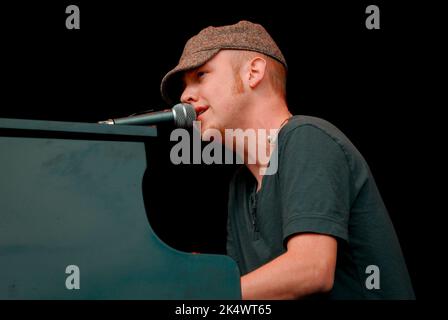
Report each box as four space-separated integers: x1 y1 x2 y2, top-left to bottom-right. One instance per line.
247 57 267 89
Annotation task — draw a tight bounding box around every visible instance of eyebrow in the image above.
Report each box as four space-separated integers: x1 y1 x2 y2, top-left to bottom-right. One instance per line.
182 68 200 85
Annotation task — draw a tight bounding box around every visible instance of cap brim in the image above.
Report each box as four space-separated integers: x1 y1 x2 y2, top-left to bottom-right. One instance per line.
160 49 220 105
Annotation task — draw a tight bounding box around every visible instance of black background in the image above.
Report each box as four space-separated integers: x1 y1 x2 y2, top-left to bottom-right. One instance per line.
1 0 421 304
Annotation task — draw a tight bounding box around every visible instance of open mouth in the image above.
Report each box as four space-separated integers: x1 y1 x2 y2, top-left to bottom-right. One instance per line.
195 106 210 117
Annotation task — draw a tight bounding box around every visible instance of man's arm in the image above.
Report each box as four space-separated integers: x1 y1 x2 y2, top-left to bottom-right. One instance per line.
241 233 337 299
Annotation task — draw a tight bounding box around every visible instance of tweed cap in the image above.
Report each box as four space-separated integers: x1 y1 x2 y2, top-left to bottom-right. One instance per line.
160 20 287 104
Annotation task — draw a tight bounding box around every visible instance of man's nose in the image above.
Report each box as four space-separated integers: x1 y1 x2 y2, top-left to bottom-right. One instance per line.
180 86 198 104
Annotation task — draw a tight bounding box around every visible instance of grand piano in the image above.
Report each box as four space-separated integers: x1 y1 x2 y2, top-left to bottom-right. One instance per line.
0 118 241 299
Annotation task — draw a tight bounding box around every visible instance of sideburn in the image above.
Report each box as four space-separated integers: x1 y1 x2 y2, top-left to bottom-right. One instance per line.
232 73 245 95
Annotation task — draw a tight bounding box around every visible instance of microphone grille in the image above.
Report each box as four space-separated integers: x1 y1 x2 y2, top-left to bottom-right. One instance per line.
172 103 197 128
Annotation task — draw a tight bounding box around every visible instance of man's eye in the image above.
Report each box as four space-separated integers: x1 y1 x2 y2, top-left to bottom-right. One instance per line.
197 71 206 78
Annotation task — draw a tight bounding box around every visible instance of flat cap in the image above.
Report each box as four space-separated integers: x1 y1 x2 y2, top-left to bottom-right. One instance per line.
160 20 287 104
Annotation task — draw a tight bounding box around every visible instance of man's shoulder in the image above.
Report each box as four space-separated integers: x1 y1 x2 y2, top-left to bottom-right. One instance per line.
278 115 367 168
282 115 346 140
279 115 352 149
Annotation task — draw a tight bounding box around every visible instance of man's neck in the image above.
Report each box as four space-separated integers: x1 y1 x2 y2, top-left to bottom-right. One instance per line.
237 100 291 191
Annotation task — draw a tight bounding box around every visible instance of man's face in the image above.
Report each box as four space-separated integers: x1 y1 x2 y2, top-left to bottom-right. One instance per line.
180 50 247 137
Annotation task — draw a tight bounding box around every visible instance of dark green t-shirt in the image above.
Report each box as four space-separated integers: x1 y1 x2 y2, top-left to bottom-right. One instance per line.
227 115 415 299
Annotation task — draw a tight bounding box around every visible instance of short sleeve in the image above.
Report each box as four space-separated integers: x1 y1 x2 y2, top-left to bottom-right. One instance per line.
279 124 351 244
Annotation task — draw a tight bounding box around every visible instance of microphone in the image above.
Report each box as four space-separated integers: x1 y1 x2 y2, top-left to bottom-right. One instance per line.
98 103 196 128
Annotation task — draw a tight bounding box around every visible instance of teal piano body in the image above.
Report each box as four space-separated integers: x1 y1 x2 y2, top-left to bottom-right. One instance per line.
0 118 241 299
